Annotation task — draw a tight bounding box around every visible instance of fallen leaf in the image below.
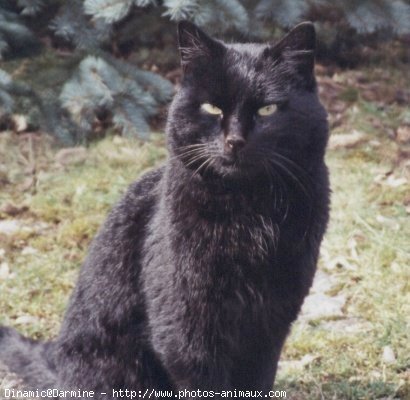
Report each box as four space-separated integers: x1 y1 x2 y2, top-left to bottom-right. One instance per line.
18 176 34 192
369 140 381 147
75 184 87 197
385 175 408 187
329 100 349 114
55 147 87 166
0 262 10 279
299 354 318 366
373 169 395 184
390 262 402 273
112 136 125 145
382 346 396 364
11 114 28 133
319 318 372 334
0 220 48 236
328 130 368 150
376 215 400 230
0 203 29 217
327 255 357 271
369 370 382 380
0 220 23 235
14 315 39 325
396 126 410 143
300 293 346 321
310 270 337 294
347 237 359 259
21 246 38 256
278 354 318 373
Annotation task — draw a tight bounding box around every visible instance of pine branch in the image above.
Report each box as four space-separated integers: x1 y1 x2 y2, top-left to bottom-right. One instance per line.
113 97 150 138
390 0 410 34
0 69 14 119
17 0 44 16
84 0 134 24
0 88 14 119
0 68 12 89
101 53 174 103
214 0 249 32
164 0 250 33
60 56 165 140
163 0 200 21
0 36 9 59
133 0 156 6
50 1 112 50
255 0 307 26
340 0 392 33
0 8 39 58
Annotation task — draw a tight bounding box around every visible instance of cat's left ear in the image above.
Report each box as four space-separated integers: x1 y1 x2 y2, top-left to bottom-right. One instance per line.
177 21 225 70
265 22 316 77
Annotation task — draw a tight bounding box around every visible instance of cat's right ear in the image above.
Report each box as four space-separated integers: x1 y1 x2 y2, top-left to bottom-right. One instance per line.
177 21 224 70
264 22 316 81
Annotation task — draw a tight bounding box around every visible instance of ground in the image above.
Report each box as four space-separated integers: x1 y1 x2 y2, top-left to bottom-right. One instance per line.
0 66 409 399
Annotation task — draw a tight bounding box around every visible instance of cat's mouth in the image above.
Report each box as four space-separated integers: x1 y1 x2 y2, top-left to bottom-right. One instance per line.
209 153 255 180
176 142 264 183
220 154 238 167
181 153 242 181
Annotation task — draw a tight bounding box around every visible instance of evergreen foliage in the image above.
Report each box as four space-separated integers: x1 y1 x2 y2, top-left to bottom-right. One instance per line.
0 4 40 60
255 0 308 27
0 69 14 122
84 0 155 24
0 0 408 144
16 0 44 16
50 0 112 50
336 0 409 34
60 55 173 139
253 0 409 65
254 0 410 35
163 0 249 33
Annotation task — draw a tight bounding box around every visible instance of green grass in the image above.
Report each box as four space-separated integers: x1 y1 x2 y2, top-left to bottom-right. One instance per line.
0 93 409 398
0 133 167 337
275 147 410 399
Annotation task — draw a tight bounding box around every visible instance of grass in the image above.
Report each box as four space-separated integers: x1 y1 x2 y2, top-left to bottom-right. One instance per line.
275 147 410 399
0 80 409 398
0 133 167 338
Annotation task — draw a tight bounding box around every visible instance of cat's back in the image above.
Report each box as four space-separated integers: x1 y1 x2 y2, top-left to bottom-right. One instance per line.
81 165 164 268
57 165 165 350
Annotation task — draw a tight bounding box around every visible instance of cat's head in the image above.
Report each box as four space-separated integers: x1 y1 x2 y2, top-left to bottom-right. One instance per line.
167 21 328 185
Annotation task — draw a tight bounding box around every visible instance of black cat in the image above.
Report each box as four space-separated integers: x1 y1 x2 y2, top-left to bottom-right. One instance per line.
0 21 329 398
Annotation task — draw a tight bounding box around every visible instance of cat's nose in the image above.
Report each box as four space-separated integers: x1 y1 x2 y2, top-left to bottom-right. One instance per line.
225 135 246 154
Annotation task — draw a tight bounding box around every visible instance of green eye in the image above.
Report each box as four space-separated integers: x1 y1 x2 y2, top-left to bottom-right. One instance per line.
201 103 223 115
257 104 277 116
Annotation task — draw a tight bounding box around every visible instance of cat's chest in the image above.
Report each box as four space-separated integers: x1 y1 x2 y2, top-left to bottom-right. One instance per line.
171 212 279 333
175 211 278 268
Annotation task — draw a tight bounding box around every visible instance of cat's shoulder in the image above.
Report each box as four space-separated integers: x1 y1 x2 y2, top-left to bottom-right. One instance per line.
125 165 165 201
102 165 165 229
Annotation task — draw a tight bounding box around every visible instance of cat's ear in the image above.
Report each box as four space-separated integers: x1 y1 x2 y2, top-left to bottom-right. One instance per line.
265 22 316 77
177 21 225 70
274 22 316 54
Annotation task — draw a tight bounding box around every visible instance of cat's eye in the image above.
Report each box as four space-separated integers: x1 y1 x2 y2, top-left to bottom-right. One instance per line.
201 103 223 116
257 104 277 116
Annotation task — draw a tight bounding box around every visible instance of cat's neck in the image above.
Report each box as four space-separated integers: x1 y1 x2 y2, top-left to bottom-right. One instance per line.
164 159 275 218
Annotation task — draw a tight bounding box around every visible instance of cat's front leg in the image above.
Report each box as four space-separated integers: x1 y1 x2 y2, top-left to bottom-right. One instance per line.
162 350 233 396
149 329 233 398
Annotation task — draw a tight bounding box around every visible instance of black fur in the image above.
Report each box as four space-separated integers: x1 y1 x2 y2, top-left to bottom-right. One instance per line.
0 21 329 398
